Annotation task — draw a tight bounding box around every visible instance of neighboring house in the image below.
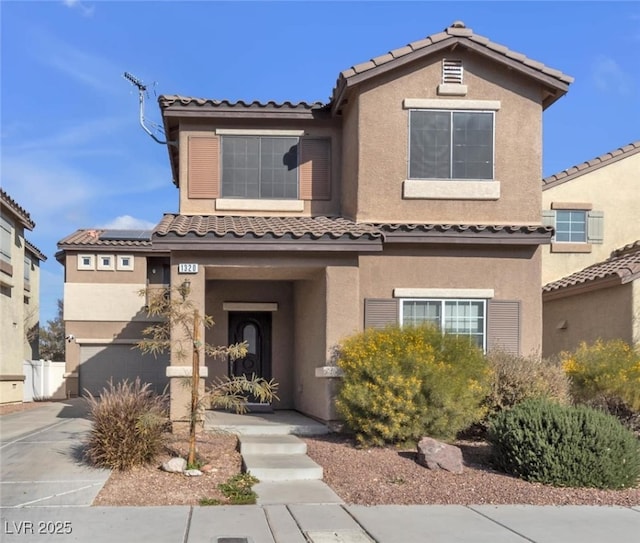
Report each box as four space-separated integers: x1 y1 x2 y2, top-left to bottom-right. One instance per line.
541 141 640 286
1 188 47 404
58 21 573 423
543 241 640 357
541 142 640 356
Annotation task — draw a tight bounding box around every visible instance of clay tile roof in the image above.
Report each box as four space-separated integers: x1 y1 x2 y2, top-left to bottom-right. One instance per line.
153 215 382 241
543 241 640 293
333 21 573 110
25 239 47 261
378 223 553 235
0 188 35 230
543 140 640 189
57 229 153 249
159 95 327 112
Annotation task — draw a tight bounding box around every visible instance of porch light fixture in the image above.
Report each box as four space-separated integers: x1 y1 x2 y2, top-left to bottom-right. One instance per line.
179 279 191 301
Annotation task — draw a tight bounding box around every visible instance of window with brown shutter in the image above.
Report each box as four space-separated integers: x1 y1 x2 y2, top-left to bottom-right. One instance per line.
299 138 331 200
364 298 399 329
188 136 220 199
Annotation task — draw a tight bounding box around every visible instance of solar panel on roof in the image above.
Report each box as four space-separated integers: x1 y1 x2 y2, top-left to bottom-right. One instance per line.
99 229 152 241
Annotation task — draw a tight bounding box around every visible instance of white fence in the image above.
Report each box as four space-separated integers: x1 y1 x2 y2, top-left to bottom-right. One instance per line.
23 360 67 402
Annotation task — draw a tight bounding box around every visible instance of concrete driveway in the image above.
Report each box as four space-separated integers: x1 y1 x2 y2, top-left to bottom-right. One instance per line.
0 399 109 507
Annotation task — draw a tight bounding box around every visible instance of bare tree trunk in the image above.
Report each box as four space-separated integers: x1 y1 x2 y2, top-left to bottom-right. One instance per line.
188 309 200 467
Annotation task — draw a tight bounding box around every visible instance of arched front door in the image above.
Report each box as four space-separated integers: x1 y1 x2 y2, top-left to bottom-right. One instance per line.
228 312 272 384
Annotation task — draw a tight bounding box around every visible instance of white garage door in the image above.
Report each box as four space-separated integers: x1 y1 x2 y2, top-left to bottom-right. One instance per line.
79 345 169 396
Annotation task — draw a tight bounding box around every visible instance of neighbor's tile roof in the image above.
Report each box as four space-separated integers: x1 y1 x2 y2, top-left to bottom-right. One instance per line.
0 188 35 230
25 240 47 262
57 229 153 248
543 140 640 189
159 96 327 113
378 223 554 235
153 214 382 240
543 241 640 293
332 21 573 109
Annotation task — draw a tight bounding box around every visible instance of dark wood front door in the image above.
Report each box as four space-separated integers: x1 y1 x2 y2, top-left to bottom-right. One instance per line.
228 312 272 383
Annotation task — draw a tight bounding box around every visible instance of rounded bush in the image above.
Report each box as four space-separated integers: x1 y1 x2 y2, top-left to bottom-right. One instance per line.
335 324 490 446
85 379 169 470
488 398 640 489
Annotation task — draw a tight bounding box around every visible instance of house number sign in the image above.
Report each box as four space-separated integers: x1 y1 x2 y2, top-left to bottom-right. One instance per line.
178 263 199 274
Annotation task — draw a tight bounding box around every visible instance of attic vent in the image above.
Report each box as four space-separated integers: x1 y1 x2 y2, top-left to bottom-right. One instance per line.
442 59 463 84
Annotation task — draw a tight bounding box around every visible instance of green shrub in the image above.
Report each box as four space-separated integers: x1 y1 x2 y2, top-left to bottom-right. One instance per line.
85 379 169 470
218 473 259 504
335 324 491 446
488 398 640 489
484 350 571 414
562 339 640 413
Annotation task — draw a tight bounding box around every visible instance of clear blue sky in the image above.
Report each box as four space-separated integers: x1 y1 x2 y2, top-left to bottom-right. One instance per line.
2 1 639 326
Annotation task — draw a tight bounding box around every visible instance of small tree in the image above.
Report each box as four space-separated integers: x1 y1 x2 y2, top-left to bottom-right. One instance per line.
137 286 277 467
40 299 65 361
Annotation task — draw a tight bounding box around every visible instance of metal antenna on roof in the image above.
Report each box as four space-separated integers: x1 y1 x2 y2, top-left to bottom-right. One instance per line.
123 72 170 146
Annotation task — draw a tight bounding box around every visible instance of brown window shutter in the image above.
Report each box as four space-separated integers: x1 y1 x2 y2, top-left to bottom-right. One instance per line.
299 138 331 200
188 136 220 199
487 300 520 355
364 298 399 329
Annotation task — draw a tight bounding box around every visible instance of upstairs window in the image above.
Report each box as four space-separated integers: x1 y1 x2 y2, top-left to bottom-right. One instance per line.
221 136 299 199
555 210 586 243
0 215 12 264
409 110 494 180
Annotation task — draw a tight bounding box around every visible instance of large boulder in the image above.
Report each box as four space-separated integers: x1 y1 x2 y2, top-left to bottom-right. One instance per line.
416 437 464 474
162 457 187 473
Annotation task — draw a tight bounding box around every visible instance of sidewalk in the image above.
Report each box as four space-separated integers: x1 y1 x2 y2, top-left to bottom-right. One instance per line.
1 401 639 542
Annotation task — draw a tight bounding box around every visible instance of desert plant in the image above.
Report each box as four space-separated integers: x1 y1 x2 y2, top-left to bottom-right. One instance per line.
137 286 277 467
488 398 640 489
218 473 260 504
484 350 571 414
84 378 169 470
562 339 640 413
335 324 491 446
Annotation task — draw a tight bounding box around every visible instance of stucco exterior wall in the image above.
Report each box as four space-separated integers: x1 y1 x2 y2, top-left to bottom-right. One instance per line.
359 245 543 355
349 50 543 224
543 283 635 357
541 152 640 285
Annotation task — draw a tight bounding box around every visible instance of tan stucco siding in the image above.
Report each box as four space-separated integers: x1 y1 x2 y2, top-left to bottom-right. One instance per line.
340 95 360 220
205 280 295 410
542 283 635 357
177 120 342 217
352 51 543 224
541 152 640 284
64 254 148 284
64 283 149 322
358 245 543 354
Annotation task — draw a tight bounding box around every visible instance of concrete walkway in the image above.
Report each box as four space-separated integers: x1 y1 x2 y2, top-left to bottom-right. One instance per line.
1 402 639 542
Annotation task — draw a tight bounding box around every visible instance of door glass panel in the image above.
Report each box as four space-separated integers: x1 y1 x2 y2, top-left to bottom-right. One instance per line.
243 323 257 354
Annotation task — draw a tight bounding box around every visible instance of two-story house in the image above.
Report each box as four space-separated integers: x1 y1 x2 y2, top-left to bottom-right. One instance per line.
58 22 572 423
541 141 640 356
1 189 47 404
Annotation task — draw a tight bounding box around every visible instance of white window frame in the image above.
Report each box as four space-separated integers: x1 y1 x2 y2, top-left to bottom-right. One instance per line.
77 254 95 271
117 254 134 271
399 298 487 352
96 254 115 271
0 215 12 264
554 210 587 243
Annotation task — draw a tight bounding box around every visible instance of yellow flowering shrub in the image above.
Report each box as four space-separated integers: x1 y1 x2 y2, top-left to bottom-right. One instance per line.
562 339 640 412
335 324 491 446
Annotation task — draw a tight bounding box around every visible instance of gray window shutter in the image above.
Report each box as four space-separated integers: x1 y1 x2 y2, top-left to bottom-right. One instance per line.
487 300 520 355
587 210 604 244
541 210 555 227
364 299 399 329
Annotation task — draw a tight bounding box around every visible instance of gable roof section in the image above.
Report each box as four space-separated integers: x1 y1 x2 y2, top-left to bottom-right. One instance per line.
0 188 35 230
542 140 640 190
543 240 640 299
57 229 153 249
332 21 573 113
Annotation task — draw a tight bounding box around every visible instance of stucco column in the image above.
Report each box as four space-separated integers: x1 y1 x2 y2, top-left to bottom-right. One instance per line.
321 265 360 421
168 260 208 425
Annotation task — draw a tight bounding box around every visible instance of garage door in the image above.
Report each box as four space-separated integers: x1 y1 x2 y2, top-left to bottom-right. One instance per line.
79 345 169 396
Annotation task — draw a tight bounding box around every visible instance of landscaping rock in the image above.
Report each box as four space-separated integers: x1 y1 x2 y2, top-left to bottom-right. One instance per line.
417 437 464 474
162 457 187 473
184 469 203 477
